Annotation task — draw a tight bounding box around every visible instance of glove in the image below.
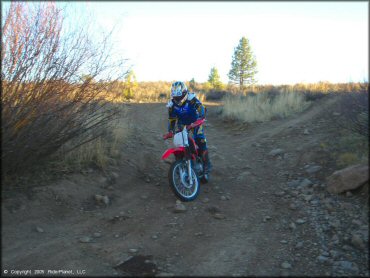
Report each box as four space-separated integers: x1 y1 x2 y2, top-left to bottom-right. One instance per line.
188 123 196 129
188 119 205 129
163 131 173 140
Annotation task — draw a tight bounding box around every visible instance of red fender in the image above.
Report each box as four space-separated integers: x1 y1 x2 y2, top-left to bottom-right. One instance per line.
161 147 185 160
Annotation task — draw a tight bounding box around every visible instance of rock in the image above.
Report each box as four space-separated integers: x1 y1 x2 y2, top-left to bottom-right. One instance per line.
151 235 158 240
299 178 313 188
280 240 288 244
333 261 359 273
111 172 119 179
274 191 285 197
329 220 340 229
95 194 104 203
213 213 226 220
129 248 138 253
326 164 369 194
36 227 44 233
251 142 261 147
321 251 330 257
269 148 285 157
351 219 362 226
202 197 210 203
345 191 353 197
333 112 341 116
237 171 251 181
220 196 227 201
303 129 310 135
174 202 186 213
330 250 339 258
351 234 365 250
295 242 304 249
289 203 298 210
305 165 322 174
289 223 297 230
303 195 313 202
296 219 306 224
102 195 110 205
79 236 92 243
95 194 109 205
310 198 319 205
141 195 148 200
287 180 301 188
93 232 102 238
145 177 151 183
99 177 108 184
317 255 329 264
281 262 292 269
263 216 272 222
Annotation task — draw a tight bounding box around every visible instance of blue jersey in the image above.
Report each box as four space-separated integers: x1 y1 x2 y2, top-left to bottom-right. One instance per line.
167 93 206 132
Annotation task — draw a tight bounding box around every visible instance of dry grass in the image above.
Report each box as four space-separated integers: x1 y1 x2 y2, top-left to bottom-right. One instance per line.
334 132 369 168
54 104 129 171
221 91 311 123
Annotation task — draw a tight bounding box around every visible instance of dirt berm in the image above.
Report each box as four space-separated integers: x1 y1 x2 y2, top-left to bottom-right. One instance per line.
2 95 368 276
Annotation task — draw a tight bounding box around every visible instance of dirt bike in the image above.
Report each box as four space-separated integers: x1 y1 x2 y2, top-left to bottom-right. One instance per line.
162 118 208 202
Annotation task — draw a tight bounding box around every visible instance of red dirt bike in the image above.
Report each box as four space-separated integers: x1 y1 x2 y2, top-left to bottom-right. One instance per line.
162 118 208 201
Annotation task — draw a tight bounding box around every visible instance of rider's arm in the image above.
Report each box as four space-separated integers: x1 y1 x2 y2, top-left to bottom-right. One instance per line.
190 98 207 119
168 106 177 133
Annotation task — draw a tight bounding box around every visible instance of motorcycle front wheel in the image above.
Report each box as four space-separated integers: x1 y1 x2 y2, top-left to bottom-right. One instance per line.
169 159 200 202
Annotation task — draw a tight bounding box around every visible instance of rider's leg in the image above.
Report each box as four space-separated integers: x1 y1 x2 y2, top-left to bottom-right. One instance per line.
193 126 212 174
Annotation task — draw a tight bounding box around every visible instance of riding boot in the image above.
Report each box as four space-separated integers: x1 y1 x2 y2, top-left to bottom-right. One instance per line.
201 150 212 175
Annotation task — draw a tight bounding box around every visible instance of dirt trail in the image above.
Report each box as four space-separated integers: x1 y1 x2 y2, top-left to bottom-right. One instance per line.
2 96 368 276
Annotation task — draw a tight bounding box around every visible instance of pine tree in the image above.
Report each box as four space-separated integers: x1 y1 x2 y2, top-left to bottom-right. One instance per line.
208 67 223 90
228 37 258 87
189 78 196 91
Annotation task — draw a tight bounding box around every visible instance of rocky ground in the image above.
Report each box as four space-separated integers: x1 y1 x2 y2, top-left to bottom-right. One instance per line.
2 95 368 276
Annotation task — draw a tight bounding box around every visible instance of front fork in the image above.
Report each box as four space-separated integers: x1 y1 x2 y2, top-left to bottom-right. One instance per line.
184 145 193 186
187 159 193 186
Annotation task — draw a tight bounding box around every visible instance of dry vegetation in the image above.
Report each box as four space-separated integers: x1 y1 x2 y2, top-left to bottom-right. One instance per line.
221 91 311 123
1 2 127 180
54 103 129 172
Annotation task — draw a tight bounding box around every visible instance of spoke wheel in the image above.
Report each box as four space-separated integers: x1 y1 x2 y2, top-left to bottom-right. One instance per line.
168 160 199 202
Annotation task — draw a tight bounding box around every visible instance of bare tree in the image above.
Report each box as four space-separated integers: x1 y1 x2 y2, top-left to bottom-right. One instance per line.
1 2 128 175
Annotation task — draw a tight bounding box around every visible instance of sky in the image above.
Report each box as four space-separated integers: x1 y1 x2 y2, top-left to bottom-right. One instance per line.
2 1 369 85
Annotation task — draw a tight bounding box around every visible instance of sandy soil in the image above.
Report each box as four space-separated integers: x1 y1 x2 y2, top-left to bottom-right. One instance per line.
2 95 368 277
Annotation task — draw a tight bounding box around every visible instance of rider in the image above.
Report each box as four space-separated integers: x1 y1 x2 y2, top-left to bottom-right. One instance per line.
163 81 212 179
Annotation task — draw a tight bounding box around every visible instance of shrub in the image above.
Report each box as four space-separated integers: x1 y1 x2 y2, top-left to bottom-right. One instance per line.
1 3 127 176
335 91 369 137
55 104 128 171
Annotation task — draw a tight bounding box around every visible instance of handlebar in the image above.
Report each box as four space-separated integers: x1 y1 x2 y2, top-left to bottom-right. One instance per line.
163 118 206 140
186 118 205 130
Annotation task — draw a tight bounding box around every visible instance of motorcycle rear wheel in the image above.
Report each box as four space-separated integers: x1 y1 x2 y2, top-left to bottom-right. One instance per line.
169 160 200 202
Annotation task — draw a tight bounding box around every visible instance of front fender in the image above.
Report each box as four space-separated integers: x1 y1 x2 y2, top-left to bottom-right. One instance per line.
161 147 185 160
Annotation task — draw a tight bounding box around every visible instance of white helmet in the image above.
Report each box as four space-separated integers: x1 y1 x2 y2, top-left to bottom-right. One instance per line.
171 81 188 106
